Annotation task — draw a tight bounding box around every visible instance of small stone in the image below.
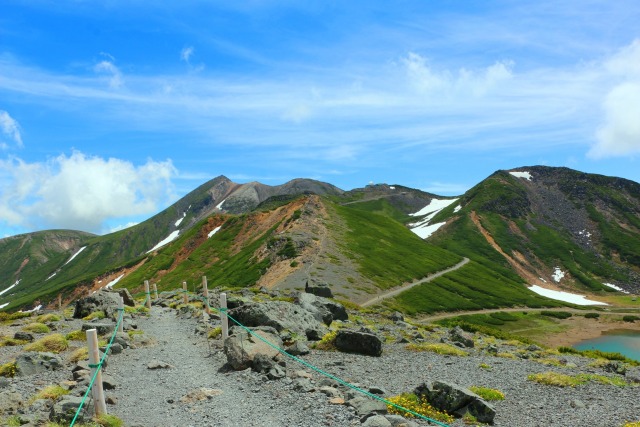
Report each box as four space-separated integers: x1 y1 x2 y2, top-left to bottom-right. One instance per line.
147 361 173 370
329 397 345 405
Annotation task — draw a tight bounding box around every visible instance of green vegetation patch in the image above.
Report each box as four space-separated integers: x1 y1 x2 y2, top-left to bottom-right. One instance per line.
468 386 505 401
334 203 462 290
558 346 639 365
393 261 560 315
23 322 51 334
0 361 17 377
406 342 468 357
386 393 454 423
540 311 572 319
528 371 628 387
24 333 69 353
31 384 69 402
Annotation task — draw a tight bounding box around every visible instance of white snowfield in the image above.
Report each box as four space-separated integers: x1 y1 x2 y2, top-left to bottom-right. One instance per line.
0 280 20 297
603 282 630 294
216 199 226 210
20 304 42 313
552 267 565 282
64 246 86 266
528 285 607 305
409 197 459 239
510 171 533 181
207 226 222 238
104 274 125 289
0 302 9 309
175 212 186 227
146 230 180 253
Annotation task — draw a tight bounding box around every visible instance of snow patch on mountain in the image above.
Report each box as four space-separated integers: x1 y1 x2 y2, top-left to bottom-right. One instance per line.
409 198 458 239
603 282 630 294
0 280 20 297
64 246 86 266
510 171 532 181
552 267 565 282
175 212 186 227
147 230 180 253
208 226 222 238
528 285 607 306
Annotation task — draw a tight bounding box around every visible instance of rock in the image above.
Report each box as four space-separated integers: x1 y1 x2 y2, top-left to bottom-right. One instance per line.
389 311 404 322
347 395 388 419
329 397 345 405
252 353 277 374
0 390 23 414
109 342 123 354
224 327 282 370
112 288 136 307
13 331 34 341
369 386 387 395
180 388 223 403
51 396 85 422
335 329 383 357
228 301 327 340
305 280 333 298
626 368 640 384
15 352 62 376
147 361 173 370
570 399 586 409
102 374 118 390
73 290 121 319
319 386 343 398
293 377 315 393
363 415 393 427
448 326 474 348
384 414 419 427
527 344 542 352
286 340 310 356
295 292 348 326
81 321 115 336
0 378 9 389
487 344 499 354
414 381 495 423
603 361 627 375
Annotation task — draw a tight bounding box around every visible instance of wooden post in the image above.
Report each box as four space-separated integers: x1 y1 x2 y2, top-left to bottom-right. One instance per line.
153 283 158 300
117 297 124 333
202 276 210 314
182 281 188 304
57 294 62 311
220 293 229 340
144 281 152 309
86 329 107 416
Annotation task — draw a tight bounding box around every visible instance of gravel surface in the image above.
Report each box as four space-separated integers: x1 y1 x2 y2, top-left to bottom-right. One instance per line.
107 307 640 427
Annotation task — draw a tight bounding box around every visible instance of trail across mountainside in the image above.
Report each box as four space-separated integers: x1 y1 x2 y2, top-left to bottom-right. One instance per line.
360 257 470 307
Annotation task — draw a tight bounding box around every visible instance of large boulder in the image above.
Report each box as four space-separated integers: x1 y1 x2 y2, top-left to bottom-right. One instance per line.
228 301 327 340
295 292 348 326
0 390 23 415
224 327 283 370
15 352 63 376
447 326 475 348
51 396 86 422
73 291 121 319
335 329 383 357
305 280 333 298
108 288 135 307
414 381 495 423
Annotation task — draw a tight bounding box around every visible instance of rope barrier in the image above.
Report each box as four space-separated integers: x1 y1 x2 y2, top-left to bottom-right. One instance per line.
69 307 124 427
197 293 451 427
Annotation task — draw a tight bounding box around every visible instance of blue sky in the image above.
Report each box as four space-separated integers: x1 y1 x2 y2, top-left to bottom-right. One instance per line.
1 1 640 237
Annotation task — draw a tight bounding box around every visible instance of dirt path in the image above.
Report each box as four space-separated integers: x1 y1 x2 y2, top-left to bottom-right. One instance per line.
107 306 352 426
360 257 470 307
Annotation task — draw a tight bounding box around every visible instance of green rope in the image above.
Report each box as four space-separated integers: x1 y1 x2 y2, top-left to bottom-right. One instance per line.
200 295 451 427
69 308 124 427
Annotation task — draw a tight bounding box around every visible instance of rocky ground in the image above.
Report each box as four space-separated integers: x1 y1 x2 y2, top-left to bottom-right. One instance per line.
1 288 639 427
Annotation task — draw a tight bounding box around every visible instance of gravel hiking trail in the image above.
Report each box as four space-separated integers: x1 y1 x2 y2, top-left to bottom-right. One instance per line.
108 306 353 427
360 257 470 307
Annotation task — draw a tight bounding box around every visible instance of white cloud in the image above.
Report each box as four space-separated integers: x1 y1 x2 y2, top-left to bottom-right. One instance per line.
0 151 176 233
94 60 123 89
0 110 23 148
589 40 640 158
181 46 194 63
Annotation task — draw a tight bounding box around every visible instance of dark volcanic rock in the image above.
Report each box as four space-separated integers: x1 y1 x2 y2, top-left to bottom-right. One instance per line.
335 329 383 357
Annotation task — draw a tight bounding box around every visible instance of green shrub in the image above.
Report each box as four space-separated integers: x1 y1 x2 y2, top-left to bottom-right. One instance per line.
386 393 454 423
406 343 468 357
468 386 505 401
36 313 61 323
0 338 28 347
23 322 50 334
0 361 17 377
69 347 89 363
540 311 572 319
208 327 222 339
623 315 640 322
24 334 69 353
313 330 338 351
584 312 600 319
558 346 638 365
528 371 584 387
0 311 30 322
83 311 105 321
31 384 69 402
66 329 86 341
